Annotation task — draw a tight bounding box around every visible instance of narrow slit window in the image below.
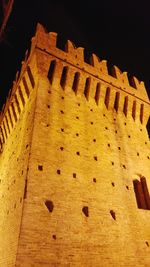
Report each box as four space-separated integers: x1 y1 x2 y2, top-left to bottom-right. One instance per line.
60 66 68 89
104 87 111 109
22 77 30 97
8 108 13 127
132 100 136 120
140 104 144 124
84 77 91 100
27 66 35 88
19 87 25 106
141 177 150 210
5 116 10 133
123 96 128 117
48 60 56 84
95 83 100 105
11 103 17 122
133 177 150 210
14 94 21 113
72 72 80 93
1 126 5 143
114 92 120 112
24 179 27 199
3 122 7 139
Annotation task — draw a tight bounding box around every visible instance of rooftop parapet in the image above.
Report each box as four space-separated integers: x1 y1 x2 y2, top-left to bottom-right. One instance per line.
33 23 149 104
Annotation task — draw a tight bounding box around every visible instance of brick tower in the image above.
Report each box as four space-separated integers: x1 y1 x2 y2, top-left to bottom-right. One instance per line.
0 24 150 267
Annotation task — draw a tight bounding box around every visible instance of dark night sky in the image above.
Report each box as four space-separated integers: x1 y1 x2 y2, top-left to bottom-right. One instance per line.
0 0 150 111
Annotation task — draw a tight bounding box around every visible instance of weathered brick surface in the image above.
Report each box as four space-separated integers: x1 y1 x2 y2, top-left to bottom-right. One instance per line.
0 24 150 267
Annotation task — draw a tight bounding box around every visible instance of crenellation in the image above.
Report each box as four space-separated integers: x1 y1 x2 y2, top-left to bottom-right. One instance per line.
33 24 150 110
90 54 108 74
111 65 129 86
65 40 84 62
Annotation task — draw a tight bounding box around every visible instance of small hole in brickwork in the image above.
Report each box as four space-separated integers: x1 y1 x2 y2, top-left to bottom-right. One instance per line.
118 147 121 150
76 116 79 119
61 128 64 132
90 122 93 125
52 234 56 240
45 200 54 213
93 139 96 142
128 135 131 138
73 173 76 178
38 165 43 171
115 130 117 134
47 105 50 109
76 133 79 137
147 156 150 159
57 169 61 175
26 144 29 149
146 241 149 247
111 162 114 166
126 185 129 190
76 151 80 156
90 109 93 112
60 110 64 114
60 147 64 151
114 118 116 121
108 143 110 147
48 90 51 94
82 206 89 217
61 96 64 99
140 129 142 132
46 124 50 127
137 152 139 156
111 182 115 187
122 164 126 169
103 114 106 117
110 210 116 220
105 127 108 130
13 179 16 184
78 103 80 106
124 122 127 125
94 156 98 161
93 178 96 183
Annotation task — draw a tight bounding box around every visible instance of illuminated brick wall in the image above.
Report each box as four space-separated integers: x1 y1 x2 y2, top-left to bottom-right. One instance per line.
0 24 150 267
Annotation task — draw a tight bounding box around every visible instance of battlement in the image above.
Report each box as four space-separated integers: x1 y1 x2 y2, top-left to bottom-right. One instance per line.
0 23 149 151
34 24 149 101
